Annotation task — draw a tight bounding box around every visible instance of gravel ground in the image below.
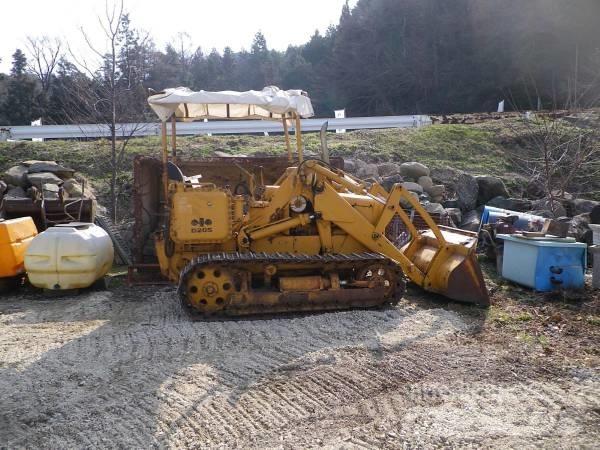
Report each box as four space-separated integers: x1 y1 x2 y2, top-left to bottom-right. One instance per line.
0 285 598 449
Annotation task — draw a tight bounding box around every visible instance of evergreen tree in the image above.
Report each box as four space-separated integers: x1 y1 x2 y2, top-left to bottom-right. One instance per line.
10 49 27 77
2 0 599 125
0 49 40 124
248 31 277 88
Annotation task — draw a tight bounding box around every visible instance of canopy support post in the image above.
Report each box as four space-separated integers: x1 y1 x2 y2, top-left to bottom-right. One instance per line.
282 117 292 162
295 114 303 163
161 121 169 210
171 115 177 159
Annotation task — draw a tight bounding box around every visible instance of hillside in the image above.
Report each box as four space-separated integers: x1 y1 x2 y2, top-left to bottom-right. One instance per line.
1 115 599 219
1 118 599 450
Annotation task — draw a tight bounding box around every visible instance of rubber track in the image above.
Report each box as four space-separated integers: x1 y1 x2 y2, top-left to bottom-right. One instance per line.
177 252 406 317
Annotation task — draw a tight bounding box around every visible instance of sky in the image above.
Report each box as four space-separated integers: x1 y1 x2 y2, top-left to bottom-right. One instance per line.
0 0 358 73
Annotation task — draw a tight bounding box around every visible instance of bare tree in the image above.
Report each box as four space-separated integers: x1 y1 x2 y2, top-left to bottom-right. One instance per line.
66 0 150 222
25 36 62 94
508 115 600 210
175 32 194 67
505 54 600 211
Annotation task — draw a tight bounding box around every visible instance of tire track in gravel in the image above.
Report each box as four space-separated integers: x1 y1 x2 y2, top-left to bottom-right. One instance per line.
144 292 464 445
253 378 599 449
1 287 598 448
153 349 451 447
1 288 435 447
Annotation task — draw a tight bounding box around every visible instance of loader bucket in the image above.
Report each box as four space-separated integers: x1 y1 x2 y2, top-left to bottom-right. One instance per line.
405 226 490 306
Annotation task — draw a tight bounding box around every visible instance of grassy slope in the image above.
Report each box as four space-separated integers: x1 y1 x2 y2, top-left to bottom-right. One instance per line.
1 117 596 206
0 122 513 178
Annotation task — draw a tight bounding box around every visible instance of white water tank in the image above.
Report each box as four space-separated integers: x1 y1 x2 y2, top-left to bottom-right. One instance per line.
25 223 114 290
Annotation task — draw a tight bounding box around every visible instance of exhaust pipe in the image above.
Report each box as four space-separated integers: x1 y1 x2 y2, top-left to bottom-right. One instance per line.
320 121 330 164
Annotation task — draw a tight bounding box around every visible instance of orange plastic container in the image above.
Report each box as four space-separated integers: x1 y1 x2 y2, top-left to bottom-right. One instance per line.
0 217 38 278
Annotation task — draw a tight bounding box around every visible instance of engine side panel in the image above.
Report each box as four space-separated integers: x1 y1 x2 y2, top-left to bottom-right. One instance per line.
170 189 232 243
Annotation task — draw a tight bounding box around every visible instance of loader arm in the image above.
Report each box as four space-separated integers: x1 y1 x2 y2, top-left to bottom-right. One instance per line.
313 182 426 285
235 160 489 305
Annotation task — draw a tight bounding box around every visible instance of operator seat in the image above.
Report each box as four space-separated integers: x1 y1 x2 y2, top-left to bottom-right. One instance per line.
167 161 185 181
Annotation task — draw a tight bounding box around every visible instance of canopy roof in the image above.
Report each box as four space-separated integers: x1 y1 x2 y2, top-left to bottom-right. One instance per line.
147 86 314 122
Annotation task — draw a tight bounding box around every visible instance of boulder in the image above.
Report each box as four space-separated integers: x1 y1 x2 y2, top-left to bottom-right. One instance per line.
424 202 445 215
430 166 460 186
459 210 481 232
431 195 444 203
568 198 600 216
343 159 357 173
475 175 509 206
591 205 600 224
445 208 462 226
381 174 403 192
357 163 379 180
400 191 420 209
442 199 460 209
27 161 74 179
377 162 401 177
529 210 555 219
551 190 574 201
568 213 592 243
525 179 545 199
399 162 430 180
0 180 6 195
5 186 27 199
63 179 83 197
3 165 29 187
401 182 424 194
487 196 533 212
430 167 478 212
42 183 60 200
22 159 57 167
354 159 367 170
27 172 62 189
213 151 244 157
425 184 445 198
417 176 433 190
419 192 431 203
455 173 479 212
546 218 570 238
531 198 567 218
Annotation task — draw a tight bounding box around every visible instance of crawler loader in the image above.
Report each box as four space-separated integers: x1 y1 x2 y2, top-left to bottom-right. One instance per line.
147 87 489 316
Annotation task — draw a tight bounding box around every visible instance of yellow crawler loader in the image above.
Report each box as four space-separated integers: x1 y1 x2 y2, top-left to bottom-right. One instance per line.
147 87 489 316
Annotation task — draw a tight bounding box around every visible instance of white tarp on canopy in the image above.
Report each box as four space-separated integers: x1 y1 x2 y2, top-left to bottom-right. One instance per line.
147 86 314 122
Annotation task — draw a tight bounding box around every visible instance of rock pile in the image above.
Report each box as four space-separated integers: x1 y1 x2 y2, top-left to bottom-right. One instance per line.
1 160 86 204
343 158 600 242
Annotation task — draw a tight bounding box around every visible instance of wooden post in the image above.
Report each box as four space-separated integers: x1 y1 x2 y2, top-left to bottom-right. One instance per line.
282 117 292 162
171 115 177 159
161 121 169 205
295 114 303 163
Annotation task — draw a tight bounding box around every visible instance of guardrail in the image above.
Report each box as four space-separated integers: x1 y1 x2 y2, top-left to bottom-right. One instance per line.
0 115 431 141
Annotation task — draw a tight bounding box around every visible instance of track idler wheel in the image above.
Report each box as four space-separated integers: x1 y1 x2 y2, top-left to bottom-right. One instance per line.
356 263 405 305
184 266 236 313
